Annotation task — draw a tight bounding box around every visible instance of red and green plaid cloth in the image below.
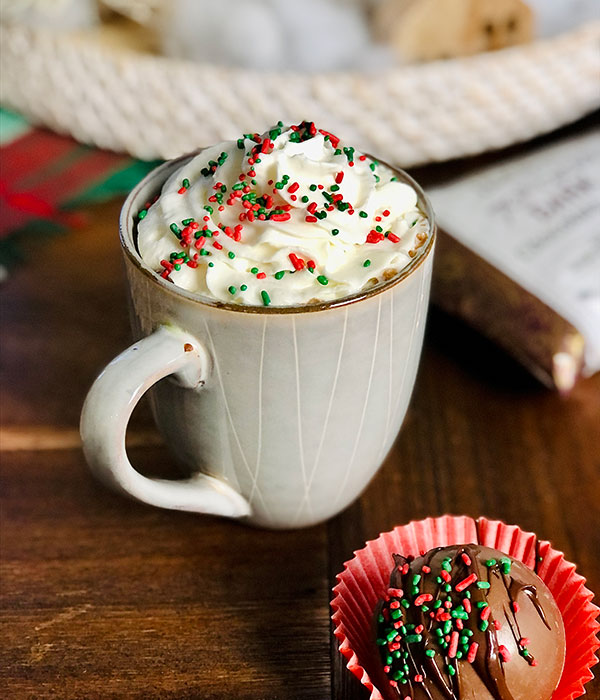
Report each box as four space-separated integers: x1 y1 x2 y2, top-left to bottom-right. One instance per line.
0 108 160 273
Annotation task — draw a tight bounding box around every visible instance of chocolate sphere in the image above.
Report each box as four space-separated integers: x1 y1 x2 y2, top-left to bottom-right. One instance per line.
374 544 565 700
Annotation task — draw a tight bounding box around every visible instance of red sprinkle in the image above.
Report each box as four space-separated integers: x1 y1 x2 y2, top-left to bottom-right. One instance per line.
498 645 511 663
256 272 266 280
414 594 433 607
212 241 223 250
463 598 472 613
178 187 186 195
305 215 318 223
448 631 459 658
318 129 340 148
287 182 299 194
440 570 452 584
513 602 520 614
467 642 479 663
414 675 424 683
308 202 318 214
335 171 344 184
461 553 472 566
455 573 478 592
387 233 401 243
270 213 291 222
289 253 305 271
366 231 384 244
480 606 491 621
307 260 316 269
422 566 431 574
387 588 403 598
520 637 530 646
494 620 502 631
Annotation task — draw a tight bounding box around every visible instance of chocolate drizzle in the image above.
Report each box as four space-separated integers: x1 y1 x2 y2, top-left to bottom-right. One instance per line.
374 543 564 700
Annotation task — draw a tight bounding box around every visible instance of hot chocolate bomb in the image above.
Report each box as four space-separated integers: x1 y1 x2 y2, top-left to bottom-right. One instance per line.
375 544 565 700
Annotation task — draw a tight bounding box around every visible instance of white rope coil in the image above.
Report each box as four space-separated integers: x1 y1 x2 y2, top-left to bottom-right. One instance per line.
1 22 599 165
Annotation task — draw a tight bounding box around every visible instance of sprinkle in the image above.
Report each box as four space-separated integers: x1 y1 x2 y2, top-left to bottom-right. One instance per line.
501 558 512 574
498 645 511 663
137 209 147 220
335 171 344 184
287 182 299 194
256 272 267 280
289 253 305 271
228 286 236 295
485 559 497 568
274 271 285 280
512 602 520 613
455 573 477 592
250 267 259 274
317 275 329 286
331 228 339 236
261 290 271 306
479 620 489 632
414 594 433 607
477 582 491 589
270 213 291 222
448 631 459 658
228 251 235 259
240 284 247 291
305 215 318 223
387 232 401 243
359 211 368 218
467 642 479 663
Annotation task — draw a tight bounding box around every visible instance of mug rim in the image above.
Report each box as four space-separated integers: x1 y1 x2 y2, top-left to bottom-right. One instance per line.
119 150 436 315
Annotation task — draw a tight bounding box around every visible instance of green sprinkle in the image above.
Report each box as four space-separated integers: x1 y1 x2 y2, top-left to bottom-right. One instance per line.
434 600 443 609
401 599 410 609
261 290 271 306
485 559 497 568
137 209 147 220
425 649 436 658
301 195 309 203
182 218 194 225
200 249 209 256
412 574 421 585
228 251 235 259
228 286 236 295
182 178 190 189
359 211 368 218
170 223 181 235
204 205 214 214
501 558 512 574
309 184 317 191
477 582 491 589
448 665 456 677
208 262 214 267
274 271 285 280
390 609 402 620
251 267 259 274
332 228 339 236
479 621 489 632
317 275 329 286
330 184 340 192
404 635 422 644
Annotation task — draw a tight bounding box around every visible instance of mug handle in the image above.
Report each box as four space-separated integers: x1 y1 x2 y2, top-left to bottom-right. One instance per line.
80 326 251 519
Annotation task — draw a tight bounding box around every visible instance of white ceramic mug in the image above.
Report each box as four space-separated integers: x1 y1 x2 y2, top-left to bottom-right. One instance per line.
80 155 436 529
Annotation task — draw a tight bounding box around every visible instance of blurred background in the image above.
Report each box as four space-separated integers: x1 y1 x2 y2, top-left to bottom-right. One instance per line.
1 0 599 390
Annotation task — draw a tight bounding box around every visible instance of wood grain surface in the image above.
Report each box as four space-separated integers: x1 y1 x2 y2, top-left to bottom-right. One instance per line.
2 139 599 699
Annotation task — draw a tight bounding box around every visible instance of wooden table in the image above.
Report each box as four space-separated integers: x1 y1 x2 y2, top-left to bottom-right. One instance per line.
2 140 599 699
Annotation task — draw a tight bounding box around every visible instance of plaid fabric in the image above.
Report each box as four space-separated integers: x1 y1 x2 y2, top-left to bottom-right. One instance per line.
0 109 160 271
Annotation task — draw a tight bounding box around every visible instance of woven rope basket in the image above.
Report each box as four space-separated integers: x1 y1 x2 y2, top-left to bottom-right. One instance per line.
1 21 599 165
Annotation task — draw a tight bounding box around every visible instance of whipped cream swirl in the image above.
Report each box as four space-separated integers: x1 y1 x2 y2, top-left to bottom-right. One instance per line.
136 121 430 306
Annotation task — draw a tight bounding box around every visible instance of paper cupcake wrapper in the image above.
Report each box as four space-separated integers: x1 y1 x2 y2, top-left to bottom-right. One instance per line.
331 515 599 700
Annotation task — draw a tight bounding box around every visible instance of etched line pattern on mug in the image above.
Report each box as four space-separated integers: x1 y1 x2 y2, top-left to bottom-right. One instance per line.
136 120 431 307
